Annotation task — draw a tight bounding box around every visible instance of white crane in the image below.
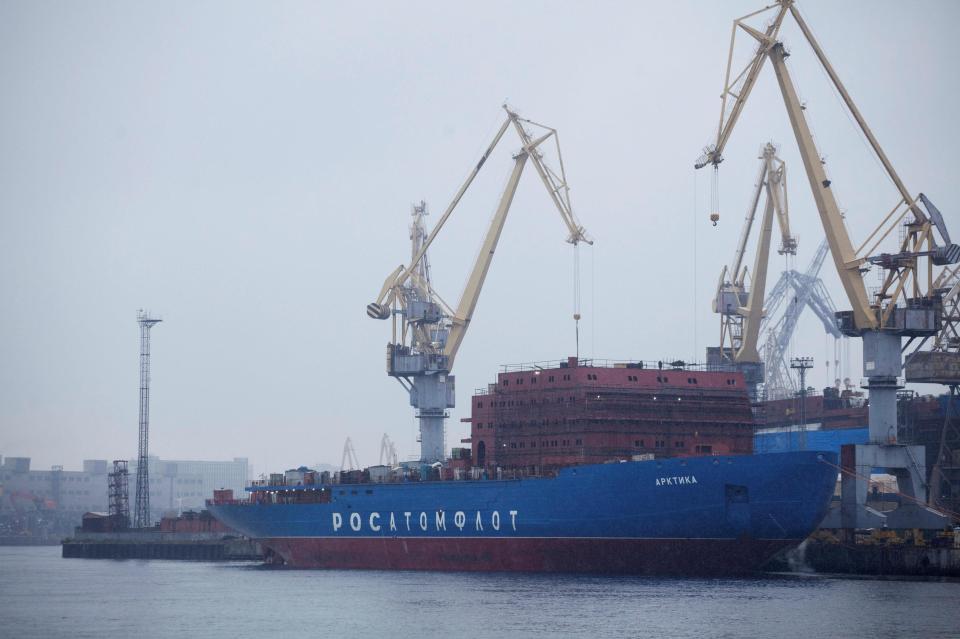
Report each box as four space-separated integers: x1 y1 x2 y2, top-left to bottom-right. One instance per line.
379 433 399 467
760 238 845 400
367 105 591 463
341 437 360 472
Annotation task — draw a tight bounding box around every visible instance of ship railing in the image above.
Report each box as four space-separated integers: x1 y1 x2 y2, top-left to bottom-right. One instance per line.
231 465 566 502
499 358 740 373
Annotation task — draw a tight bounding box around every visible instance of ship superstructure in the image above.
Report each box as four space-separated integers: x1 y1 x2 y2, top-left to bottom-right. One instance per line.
468 357 754 473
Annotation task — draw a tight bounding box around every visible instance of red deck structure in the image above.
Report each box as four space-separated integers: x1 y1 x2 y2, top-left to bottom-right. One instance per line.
467 357 755 474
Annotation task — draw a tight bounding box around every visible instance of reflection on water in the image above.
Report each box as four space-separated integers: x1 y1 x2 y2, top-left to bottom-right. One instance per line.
0 547 957 638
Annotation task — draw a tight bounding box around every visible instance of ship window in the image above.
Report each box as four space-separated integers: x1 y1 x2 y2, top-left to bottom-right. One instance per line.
530 441 536 448
477 401 483 408
365 489 374 495
510 443 516 449
696 445 713 454
503 380 509 386
548 376 554 382
519 442 525 449
563 374 570 381
675 441 684 448
517 378 523 385
351 490 358 495
576 439 582 445
531 377 537 384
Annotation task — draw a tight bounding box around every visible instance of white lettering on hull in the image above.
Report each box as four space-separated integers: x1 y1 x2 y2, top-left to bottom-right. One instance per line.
655 475 698 487
328 509 520 534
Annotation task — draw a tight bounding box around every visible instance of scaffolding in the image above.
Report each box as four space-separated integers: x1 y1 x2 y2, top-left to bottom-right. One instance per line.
108 460 130 530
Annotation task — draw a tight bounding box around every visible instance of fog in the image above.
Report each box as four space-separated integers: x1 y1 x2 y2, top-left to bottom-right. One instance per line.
1 1 957 477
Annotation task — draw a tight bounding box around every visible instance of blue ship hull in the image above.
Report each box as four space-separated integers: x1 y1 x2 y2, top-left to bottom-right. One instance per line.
208 451 837 574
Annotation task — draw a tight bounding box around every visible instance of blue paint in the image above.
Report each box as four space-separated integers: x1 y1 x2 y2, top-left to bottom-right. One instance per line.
754 427 869 455
208 451 837 543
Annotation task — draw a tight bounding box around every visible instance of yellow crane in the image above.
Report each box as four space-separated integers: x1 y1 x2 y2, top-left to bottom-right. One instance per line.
711 142 796 399
696 0 958 530
367 105 591 462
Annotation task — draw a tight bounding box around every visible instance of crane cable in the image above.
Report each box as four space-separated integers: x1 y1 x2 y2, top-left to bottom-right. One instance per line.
817 457 960 522
573 241 581 359
711 165 720 224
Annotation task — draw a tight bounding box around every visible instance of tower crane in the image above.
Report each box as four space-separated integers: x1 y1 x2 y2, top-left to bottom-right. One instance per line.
710 142 796 400
695 0 959 530
367 105 591 463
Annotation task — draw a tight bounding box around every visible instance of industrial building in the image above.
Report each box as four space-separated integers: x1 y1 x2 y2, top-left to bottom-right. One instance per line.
0 455 249 520
128 456 250 516
0 456 110 514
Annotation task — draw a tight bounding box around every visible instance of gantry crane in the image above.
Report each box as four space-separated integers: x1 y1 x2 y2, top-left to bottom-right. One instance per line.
761 238 845 400
709 142 796 400
367 105 591 463
696 0 959 529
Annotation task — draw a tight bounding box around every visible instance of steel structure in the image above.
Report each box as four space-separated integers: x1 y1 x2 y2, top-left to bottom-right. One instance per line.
379 434 399 467
903 262 960 518
761 238 844 399
134 310 161 528
367 105 591 462
709 142 796 399
696 0 958 529
108 460 130 530
341 437 360 472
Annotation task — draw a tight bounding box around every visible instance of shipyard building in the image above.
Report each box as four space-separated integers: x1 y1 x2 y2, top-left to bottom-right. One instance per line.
0 455 249 520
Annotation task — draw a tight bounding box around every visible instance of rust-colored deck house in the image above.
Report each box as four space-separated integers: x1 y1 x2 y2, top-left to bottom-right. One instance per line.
467 357 755 474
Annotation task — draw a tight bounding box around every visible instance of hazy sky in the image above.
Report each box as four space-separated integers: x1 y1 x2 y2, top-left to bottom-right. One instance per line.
2 1 957 477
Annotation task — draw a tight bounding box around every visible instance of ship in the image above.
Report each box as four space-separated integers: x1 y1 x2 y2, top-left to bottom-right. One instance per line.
208 359 839 574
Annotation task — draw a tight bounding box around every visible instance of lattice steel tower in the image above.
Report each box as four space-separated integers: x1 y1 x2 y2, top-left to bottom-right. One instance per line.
134 310 161 528
109 460 130 530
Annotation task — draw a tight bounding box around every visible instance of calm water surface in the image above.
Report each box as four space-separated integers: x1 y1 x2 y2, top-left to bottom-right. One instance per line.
1 546 957 638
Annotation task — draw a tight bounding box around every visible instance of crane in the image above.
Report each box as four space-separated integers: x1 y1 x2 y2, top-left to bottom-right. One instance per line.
379 433 399 467
903 262 960 516
341 437 360 472
761 238 845 400
696 0 958 530
710 142 796 400
367 105 591 463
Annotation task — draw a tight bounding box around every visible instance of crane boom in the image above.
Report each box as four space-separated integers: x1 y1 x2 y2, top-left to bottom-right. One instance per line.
444 153 528 368
713 143 795 378
699 0 957 531
368 106 591 462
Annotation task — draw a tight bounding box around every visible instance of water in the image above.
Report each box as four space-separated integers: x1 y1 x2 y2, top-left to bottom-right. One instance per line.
1 547 957 638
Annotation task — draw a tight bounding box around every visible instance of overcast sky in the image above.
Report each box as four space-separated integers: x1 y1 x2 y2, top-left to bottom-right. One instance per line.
2 1 957 477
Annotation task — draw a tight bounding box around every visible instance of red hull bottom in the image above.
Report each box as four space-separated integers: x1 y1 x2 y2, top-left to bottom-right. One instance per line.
261 537 796 574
